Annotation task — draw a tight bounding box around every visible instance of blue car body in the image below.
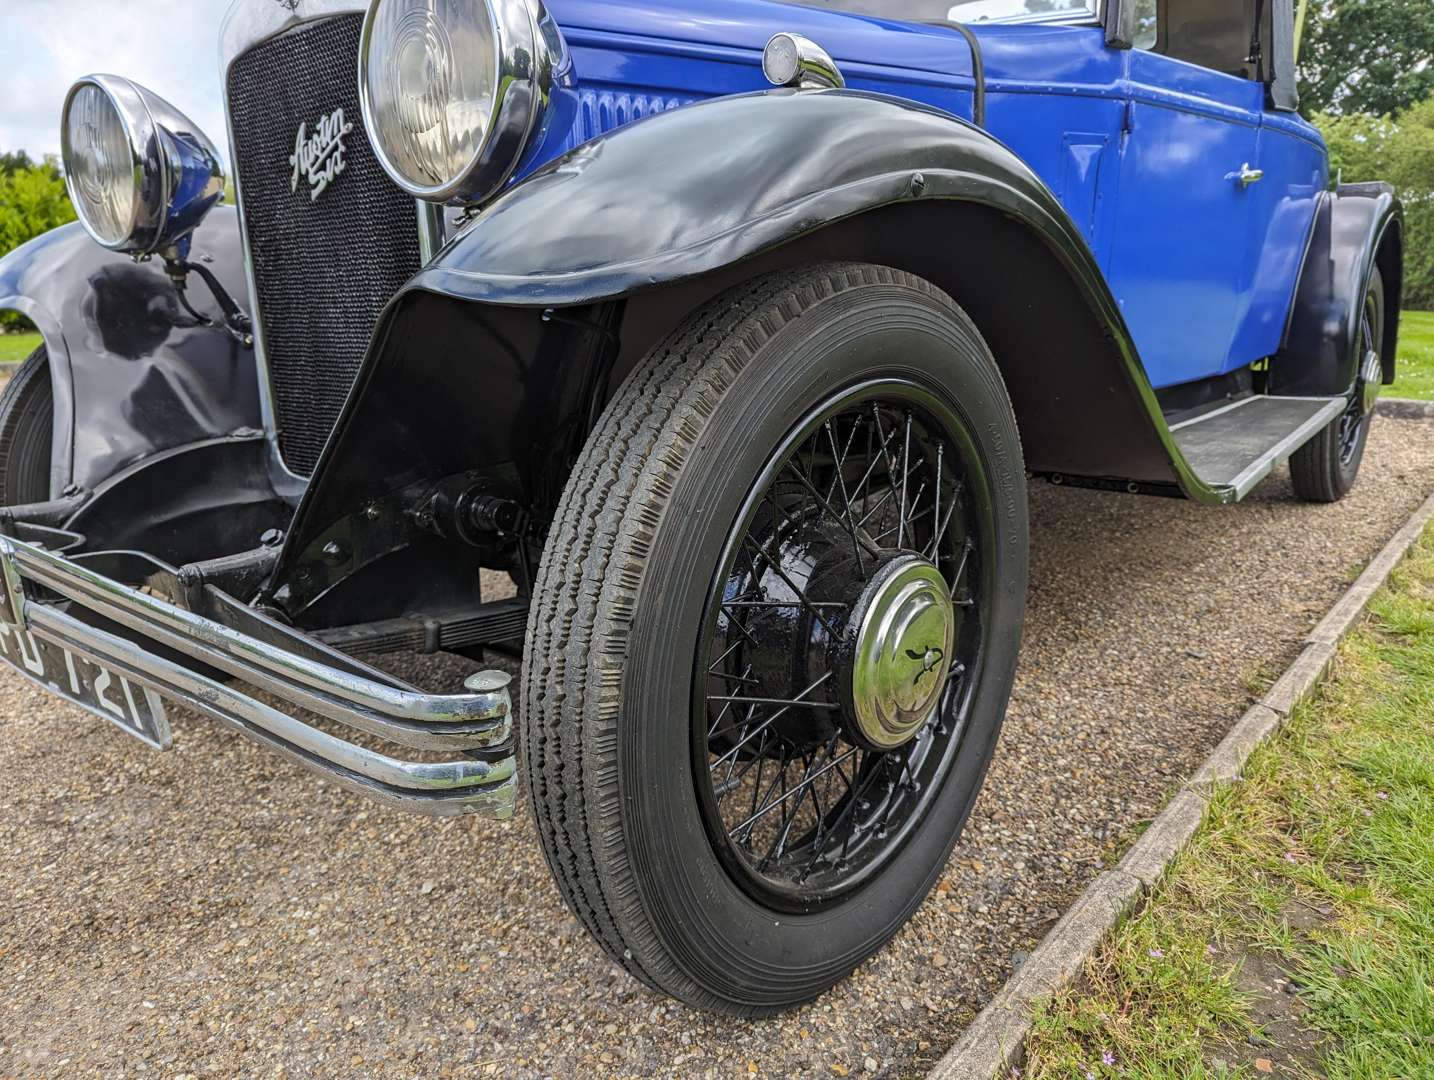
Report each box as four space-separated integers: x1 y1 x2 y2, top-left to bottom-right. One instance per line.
522 0 1325 390
0 0 1399 507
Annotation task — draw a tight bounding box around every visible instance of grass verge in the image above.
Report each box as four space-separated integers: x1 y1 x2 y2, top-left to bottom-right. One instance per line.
1023 525 1434 1079
1390 311 1434 401
0 332 41 364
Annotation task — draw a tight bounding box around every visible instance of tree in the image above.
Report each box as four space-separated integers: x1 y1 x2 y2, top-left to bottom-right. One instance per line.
1299 0 1434 117
0 152 76 330
1315 98 1434 310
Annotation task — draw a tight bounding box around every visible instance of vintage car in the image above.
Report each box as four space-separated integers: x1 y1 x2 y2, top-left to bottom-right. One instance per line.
0 0 1403 1014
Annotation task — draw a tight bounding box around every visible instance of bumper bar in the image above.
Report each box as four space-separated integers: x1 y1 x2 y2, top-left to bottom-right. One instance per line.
0 536 518 818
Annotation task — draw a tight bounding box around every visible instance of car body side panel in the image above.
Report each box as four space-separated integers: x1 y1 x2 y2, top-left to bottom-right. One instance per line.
1101 50 1265 388
0 209 262 497
1244 111 1329 361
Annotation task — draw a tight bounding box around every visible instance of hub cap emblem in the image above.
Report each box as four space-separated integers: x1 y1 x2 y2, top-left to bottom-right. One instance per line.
848 557 956 751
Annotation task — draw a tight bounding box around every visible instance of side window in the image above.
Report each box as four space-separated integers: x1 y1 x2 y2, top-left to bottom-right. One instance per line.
1134 0 1266 81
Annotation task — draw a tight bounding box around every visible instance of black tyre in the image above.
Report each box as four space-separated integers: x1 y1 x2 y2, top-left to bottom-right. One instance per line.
0 346 53 505
522 264 1028 1014
1290 270 1386 503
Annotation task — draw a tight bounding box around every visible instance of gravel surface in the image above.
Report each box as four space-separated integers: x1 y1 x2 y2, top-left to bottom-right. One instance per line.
3 420 1434 1079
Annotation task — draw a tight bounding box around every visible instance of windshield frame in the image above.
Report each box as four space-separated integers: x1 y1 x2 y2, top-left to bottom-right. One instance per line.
942 0 1104 28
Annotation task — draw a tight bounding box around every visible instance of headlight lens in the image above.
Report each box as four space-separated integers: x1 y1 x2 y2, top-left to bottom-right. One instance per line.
360 0 557 205
60 75 225 256
64 83 140 248
367 0 495 190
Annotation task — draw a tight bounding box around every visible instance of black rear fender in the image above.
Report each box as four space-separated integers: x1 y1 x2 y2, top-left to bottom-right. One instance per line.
1271 183 1403 396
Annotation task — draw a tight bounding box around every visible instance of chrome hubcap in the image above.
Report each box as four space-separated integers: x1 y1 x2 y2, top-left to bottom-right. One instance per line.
846 555 956 752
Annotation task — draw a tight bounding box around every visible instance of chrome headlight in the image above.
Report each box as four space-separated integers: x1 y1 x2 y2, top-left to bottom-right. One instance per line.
60 75 226 256
359 0 557 205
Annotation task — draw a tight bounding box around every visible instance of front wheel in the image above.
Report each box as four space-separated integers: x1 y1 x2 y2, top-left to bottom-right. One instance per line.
522 264 1028 1013
0 346 54 505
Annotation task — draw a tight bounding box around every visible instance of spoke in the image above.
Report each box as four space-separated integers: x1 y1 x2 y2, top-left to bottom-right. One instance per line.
766 748 815 865
706 694 838 710
783 459 880 558
737 745 792 846
873 495 932 544
871 404 903 485
932 442 944 563
707 637 744 674
709 669 762 685
824 416 861 505
731 746 860 836
723 600 849 609
716 741 770 797
851 415 903 520
925 479 965 561
898 411 913 548
855 455 928 531
742 535 843 639
825 420 867 573
707 671 835 771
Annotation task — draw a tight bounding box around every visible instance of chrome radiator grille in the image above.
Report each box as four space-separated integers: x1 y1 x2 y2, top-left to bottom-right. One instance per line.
226 14 422 477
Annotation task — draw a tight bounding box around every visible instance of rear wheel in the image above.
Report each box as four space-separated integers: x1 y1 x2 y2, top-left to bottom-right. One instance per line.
521 264 1028 1013
1290 271 1385 503
0 346 53 506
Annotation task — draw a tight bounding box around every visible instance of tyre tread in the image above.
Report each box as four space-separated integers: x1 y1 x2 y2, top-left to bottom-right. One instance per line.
522 264 957 1012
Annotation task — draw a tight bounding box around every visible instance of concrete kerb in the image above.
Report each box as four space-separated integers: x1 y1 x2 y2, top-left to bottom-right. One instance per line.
927 487 1434 1080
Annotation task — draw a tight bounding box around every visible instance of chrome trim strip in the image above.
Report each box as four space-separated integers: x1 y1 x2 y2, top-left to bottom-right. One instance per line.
417 200 449 263
1167 395 1260 432
1226 398 1344 499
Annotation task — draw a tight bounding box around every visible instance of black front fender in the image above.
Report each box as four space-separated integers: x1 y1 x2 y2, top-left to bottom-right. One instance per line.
417 88 1093 307
277 89 1238 608
0 208 262 497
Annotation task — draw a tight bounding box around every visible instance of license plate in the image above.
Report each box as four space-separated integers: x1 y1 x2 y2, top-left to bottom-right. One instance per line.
0 615 172 750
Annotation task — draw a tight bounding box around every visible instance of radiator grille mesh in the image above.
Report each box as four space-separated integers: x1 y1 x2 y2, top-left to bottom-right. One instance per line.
227 14 421 476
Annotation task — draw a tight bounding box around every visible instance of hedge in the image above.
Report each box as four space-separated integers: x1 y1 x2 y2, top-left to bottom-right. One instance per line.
1316 98 1434 311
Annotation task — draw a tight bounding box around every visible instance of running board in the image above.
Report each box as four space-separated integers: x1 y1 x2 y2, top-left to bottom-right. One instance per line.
1170 396 1345 500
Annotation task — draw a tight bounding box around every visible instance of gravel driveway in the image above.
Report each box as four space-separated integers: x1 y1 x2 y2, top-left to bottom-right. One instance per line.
3 420 1433 1079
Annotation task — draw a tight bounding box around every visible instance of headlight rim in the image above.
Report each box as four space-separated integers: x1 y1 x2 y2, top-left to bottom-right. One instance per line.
357 0 556 206
59 74 225 257
60 75 153 253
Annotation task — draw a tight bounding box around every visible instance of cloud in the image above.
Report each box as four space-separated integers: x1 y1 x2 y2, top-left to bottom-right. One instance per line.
0 1 228 165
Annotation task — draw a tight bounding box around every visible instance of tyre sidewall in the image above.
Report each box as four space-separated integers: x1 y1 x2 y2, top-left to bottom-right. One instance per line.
617 285 1027 1007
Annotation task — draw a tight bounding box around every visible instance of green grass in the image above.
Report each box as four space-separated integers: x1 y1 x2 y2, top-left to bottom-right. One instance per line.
1023 526 1434 1079
1390 311 1434 400
0 332 41 364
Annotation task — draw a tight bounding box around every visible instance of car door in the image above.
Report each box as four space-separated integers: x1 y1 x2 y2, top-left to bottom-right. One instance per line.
1104 47 1265 390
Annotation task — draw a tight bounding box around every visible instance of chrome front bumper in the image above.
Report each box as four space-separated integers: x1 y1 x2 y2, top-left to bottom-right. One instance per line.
0 534 517 818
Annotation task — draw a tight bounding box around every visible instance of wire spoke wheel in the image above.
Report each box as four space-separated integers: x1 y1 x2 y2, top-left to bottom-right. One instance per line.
1339 286 1383 466
524 264 1027 1012
694 383 987 909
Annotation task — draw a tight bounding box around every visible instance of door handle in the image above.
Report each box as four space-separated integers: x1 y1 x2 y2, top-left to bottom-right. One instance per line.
1236 162 1264 187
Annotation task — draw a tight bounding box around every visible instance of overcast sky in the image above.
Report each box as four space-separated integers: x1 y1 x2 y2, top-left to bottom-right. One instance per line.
1 1 228 165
